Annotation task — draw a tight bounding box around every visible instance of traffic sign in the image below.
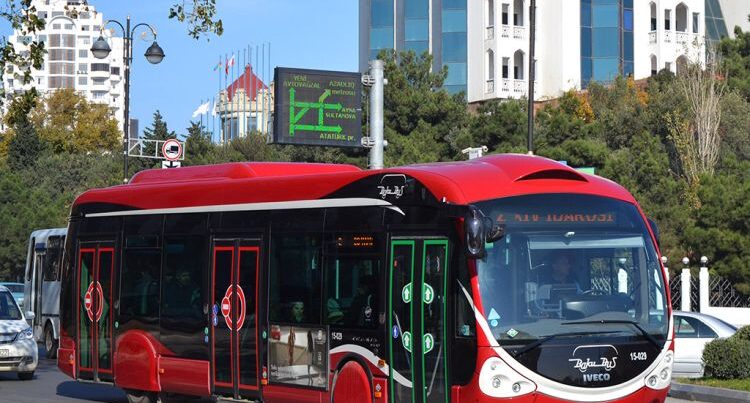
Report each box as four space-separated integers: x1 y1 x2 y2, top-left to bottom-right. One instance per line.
162 138 183 161
162 160 181 169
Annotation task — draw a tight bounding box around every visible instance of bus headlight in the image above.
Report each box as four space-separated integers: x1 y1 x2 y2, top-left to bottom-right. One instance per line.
15 327 33 342
645 350 673 390
479 357 536 398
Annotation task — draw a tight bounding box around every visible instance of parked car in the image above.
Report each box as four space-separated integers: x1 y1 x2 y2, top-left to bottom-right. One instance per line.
0 285 37 380
673 310 738 378
0 282 25 308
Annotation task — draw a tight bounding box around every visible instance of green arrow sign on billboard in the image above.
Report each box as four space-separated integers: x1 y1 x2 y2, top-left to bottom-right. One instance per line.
273 67 362 148
402 283 412 303
423 333 434 354
423 283 434 304
402 331 412 352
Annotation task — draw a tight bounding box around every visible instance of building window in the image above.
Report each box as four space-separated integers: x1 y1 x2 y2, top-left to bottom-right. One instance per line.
513 50 524 80
665 9 671 30
64 23 74 30
78 63 88 73
79 49 88 58
52 23 61 29
110 67 120 76
486 49 495 85
513 0 523 26
79 35 90 45
93 77 107 86
51 11 63 17
693 12 699 33
650 2 657 31
7 79 13 87
676 3 688 32
487 0 495 27
91 63 110 72
78 76 87 85
37 11 47 20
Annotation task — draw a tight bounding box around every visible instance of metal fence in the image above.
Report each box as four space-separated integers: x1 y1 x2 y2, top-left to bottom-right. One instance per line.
709 275 750 308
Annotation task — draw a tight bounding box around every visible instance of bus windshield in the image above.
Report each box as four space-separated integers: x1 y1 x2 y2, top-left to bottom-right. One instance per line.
475 194 668 348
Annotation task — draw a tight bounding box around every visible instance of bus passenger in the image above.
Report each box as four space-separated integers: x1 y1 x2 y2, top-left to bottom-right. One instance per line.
348 275 376 327
290 301 305 323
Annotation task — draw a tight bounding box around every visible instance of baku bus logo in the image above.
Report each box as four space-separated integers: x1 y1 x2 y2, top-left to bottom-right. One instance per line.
377 174 407 200
568 344 619 373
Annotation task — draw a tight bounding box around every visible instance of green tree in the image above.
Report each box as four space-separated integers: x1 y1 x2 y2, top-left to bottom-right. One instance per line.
7 118 44 171
462 99 527 153
29 89 120 153
379 50 469 166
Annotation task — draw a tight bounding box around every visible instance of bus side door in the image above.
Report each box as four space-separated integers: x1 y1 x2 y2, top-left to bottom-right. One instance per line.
76 241 116 383
389 238 450 403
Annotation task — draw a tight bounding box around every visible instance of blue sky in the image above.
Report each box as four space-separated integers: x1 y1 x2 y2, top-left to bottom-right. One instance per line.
4 0 359 137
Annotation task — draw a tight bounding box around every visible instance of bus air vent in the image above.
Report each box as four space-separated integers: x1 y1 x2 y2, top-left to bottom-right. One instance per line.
515 169 588 182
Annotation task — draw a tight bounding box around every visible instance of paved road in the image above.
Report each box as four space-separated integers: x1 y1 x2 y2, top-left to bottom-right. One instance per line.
0 346 708 403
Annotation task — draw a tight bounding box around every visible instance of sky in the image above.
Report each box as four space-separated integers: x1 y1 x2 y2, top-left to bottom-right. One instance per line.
4 0 359 137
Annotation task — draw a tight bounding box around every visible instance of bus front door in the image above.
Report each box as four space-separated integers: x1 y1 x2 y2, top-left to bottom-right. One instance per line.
211 239 260 401
389 238 450 403
76 243 115 383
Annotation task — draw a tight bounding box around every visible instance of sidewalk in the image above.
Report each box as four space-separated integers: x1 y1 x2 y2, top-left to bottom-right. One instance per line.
669 382 750 403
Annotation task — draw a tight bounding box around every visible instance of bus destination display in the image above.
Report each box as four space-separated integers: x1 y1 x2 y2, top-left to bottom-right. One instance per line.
273 67 362 148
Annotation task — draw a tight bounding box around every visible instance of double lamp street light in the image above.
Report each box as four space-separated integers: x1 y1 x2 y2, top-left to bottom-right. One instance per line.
90 16 165 182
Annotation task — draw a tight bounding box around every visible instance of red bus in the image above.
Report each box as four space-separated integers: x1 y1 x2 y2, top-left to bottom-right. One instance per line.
58 154 673 403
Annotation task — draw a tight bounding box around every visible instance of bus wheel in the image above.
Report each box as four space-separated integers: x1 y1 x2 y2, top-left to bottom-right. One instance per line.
44 324 58 359
125 389 158 403
332 361 372 403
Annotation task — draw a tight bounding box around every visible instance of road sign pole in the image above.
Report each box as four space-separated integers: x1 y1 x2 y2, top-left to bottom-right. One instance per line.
368 59 385 170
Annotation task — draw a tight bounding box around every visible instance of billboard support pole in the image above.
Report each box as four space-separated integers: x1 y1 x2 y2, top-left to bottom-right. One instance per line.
368 59 385 170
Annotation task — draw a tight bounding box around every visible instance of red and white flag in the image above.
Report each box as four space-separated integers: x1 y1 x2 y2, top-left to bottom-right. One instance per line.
225 55 235 75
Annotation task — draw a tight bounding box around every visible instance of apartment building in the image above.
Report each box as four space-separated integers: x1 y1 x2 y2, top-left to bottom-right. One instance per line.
4 0 126 128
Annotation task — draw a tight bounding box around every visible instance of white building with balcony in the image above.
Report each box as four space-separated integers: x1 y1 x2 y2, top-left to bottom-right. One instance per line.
4 0 126 129
361 0 748 105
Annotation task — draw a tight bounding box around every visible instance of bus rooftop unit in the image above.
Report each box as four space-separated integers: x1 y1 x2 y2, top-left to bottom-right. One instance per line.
58 154 673 403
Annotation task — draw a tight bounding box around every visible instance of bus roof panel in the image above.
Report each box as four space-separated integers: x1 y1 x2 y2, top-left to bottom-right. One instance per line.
72 154 636 213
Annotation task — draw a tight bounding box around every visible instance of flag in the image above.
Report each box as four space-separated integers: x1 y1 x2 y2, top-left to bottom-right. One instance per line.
192 101 210 118
212 99 218 117
213 61 222 71
225 54 235 75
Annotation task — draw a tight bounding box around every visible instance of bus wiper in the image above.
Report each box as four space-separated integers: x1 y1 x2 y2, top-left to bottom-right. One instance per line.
511 331 616 359
562 319 661 350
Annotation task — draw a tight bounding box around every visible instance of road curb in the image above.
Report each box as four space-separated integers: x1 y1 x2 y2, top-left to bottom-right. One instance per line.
669 382 750 403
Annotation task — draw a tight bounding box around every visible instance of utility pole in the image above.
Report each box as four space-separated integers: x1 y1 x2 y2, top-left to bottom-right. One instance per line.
368 59 385 169
527 0 537 155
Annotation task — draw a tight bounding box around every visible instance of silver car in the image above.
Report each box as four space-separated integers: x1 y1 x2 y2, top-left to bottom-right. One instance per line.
673 310 738 378
0 285 38 380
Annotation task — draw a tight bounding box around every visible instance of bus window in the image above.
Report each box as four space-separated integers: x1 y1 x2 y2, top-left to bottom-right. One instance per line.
323 257 381 328
43 236 63 281
120 216 162 327
323 233 382 328
161 236 205 319
269 234 322 324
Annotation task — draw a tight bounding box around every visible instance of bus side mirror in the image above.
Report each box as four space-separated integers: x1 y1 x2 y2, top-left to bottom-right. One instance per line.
465 208 486 259
25 311 35 321
647 218 660 248
465 207 506 259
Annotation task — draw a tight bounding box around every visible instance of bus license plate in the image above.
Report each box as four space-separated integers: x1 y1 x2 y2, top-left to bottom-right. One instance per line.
0 350 8 357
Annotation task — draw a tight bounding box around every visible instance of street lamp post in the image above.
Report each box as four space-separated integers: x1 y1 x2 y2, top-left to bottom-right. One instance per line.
91 16 165 183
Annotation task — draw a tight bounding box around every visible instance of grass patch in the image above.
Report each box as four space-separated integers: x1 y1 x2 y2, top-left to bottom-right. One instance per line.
676 377 750 392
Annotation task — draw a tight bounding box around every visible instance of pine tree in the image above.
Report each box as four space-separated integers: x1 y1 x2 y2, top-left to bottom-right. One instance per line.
7 118 45 171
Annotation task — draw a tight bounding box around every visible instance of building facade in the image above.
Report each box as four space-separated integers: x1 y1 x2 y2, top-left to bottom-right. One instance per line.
217 65 273 143
4 0 126 128
359 0 468 94
360 0 749 104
